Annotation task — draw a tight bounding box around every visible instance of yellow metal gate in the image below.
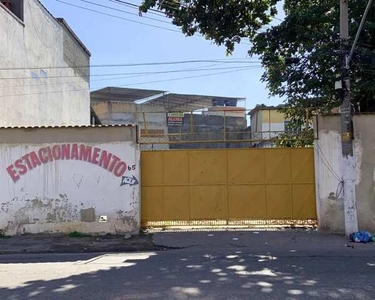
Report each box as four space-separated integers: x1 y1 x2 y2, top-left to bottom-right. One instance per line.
141 148 317 227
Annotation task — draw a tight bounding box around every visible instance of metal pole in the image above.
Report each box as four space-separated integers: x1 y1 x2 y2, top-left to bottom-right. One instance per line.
305 108 310 130
268 109 271 139
190 111 193 133
340 0 358 235
142 112 148 135
223 111 227 141
348 0 374 65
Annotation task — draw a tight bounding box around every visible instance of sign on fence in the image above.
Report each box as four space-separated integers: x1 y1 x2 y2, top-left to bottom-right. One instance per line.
167 112 184 127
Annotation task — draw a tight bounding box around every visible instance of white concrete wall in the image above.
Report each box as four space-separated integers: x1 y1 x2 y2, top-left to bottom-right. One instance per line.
0 126 140 236
91 101 169 150
0 0 90 126
250 112 262 140
314 115 375 233
261 122 285 139
314 128 345 233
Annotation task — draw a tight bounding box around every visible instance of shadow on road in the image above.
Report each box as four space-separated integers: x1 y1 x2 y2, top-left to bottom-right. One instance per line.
0 247 374 300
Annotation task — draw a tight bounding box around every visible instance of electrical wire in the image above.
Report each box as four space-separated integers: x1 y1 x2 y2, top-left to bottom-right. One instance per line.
112 0 168 15
316 143 344 203
335 179 344 199
316 142 341 181
1 64 260 88
81 0 172 24
109 0 168 17
56 0 182 33
0 65 261 80
143 0 258 42
0 58 258 71
2 63 226 88
95 66 259 88
58 0 253 47
0 67 259 97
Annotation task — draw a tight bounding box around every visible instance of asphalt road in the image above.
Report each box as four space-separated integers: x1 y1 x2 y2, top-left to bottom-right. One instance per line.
0 245 374 300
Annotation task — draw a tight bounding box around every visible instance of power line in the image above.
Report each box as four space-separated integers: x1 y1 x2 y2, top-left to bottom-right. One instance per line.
1 65 261 87
316 143 341 181
0 58 257 71
94 66 259 89
113 0 171 15
109 0 169 17
0 64 261 80
0 63 228 88
0 67 259 97
58 0 252 48
109 0 167 17
81 0 172 24
3 63 226 88
111 0 253 46
56 0 181 33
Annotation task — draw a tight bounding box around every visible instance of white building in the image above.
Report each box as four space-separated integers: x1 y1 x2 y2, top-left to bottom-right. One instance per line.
0 0 91 126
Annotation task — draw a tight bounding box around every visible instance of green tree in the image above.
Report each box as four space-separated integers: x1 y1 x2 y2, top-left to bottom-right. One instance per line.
251 0 375 120
140 0 279 53
140 0 375 134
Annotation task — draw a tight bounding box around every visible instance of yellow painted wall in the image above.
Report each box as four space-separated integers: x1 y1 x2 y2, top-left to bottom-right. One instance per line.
141 148 316 225
262 109 286 123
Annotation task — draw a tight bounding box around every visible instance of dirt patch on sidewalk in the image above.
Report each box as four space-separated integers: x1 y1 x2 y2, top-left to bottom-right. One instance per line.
0 233 157 254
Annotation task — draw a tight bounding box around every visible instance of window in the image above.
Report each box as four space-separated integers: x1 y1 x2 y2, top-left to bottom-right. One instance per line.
1 0 24 21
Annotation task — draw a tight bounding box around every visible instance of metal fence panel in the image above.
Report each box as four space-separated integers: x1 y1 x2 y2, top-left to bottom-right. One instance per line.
141 148 317 226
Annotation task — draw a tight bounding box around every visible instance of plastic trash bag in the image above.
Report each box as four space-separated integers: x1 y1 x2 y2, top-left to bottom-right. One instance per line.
349 231 373 243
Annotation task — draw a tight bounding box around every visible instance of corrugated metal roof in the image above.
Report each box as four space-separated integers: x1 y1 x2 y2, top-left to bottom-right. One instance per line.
91 87 246 112
91 87 167 103
146 93 246 112
0 124 135 129
248 105 285 115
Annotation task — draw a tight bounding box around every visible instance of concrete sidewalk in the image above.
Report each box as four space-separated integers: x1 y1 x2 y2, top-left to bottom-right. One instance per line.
152 228 375 256
0 229 374 255
0 234 156 254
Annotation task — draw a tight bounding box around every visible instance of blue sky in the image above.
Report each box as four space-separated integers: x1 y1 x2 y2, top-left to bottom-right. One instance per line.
43 0 285 109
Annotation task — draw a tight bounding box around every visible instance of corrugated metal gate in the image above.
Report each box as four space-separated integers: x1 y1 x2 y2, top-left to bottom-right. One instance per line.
141 148 317 227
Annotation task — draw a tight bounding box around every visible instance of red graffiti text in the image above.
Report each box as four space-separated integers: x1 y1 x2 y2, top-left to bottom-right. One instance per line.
6 144 128 182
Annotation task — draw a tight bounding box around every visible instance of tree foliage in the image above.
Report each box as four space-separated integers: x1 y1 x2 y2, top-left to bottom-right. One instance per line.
140 0 279 53
275 128 314 148
251 0 375 123
140 0 375 126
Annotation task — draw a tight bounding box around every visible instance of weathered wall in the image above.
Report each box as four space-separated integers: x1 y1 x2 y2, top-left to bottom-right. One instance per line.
168 113 248 149
250 110 286 143
250 110 263 135
0 0 90 126
0 126 140 236
91 101 168 150
314 115 375 233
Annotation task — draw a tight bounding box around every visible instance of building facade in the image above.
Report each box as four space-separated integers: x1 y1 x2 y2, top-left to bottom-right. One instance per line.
314 114 375 234
0 0 91 126
0 125 140 236
249 105 287 147
91 87 169 150
91 87 248 150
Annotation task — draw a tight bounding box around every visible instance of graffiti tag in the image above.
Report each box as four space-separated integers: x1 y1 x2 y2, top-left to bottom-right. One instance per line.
6 143 128 183
121 175 139 187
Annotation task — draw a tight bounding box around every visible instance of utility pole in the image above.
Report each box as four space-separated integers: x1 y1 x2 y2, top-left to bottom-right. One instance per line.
339 0 374 235
340 0 358 236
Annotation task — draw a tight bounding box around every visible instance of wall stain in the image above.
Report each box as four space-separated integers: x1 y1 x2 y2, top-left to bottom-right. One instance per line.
328 192 337 200
80 208 96 222
116 210 137 229
9 197 80 233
